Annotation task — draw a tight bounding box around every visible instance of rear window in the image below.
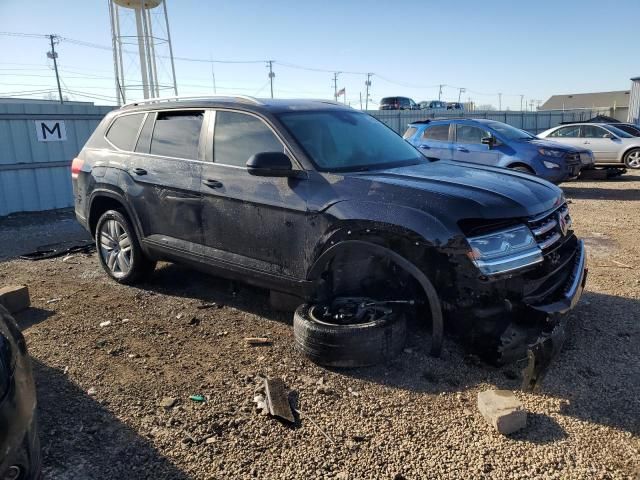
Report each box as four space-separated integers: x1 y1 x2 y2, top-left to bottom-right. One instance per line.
403 126 418 139
422 124 449 141
106 113 144 151
150 110 204 160
380 97 398 105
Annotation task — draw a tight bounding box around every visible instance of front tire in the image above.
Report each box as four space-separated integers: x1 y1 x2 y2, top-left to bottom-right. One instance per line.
623 148 640 169
95 209 155 285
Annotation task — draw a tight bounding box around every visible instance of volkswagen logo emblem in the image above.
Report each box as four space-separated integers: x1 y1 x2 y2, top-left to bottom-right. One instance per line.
558 212 569 236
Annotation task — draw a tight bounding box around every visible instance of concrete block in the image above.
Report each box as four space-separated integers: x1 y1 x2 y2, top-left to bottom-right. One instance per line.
0 285 30 314
477 389 526 435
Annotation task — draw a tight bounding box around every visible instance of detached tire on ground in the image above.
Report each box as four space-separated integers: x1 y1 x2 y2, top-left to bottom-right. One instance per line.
293 300 407 368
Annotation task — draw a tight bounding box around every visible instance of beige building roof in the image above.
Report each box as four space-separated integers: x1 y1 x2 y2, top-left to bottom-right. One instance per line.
540 90 630 110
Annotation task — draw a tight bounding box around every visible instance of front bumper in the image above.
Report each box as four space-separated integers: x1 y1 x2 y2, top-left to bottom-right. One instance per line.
525 239 587 315
516 240 587 390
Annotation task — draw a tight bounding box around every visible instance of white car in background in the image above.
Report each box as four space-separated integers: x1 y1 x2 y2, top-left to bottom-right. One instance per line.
538 123 640 169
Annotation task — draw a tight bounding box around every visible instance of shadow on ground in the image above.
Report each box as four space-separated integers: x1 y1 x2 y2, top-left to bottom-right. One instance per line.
564 173 640 201
138 263 640 439
140 262 290 325
33 358 191 479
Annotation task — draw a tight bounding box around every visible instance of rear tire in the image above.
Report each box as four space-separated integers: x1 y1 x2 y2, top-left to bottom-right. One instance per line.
623 148 640 169
95 209 156 285
293 300 407 368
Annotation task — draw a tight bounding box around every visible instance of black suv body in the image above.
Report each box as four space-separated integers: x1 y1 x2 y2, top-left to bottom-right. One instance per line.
73 97 587 372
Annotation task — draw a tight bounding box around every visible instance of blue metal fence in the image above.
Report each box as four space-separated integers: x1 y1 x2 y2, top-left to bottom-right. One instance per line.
0 101 113 216
368 108 609 135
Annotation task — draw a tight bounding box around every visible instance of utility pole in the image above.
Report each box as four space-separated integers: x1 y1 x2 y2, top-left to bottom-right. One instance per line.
267 61 275 98
458 87 466 103
438 84 444 101
333 72 340 101
498 92 502 111
359 91 363 110
520 94 524 111
47 34 63 104
365 73 372 111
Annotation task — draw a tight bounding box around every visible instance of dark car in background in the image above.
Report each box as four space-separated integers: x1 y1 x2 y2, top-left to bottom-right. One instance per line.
72 96 586 383
379 96 419 110
0 306 40 480
419 100 447 111
403 118 588 183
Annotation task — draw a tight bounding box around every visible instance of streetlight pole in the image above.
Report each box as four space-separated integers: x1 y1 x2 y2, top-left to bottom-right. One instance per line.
498 92 502 111
333 72 340 101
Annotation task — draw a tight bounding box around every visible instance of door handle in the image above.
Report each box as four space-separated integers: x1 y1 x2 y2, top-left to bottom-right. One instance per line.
583 141 590 144
203 179 223 189
419 144 430 149
132 167 147 176
456 147 469 152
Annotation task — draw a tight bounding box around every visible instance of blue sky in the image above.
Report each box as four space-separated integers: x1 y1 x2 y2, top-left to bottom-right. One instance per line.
0 0 637 109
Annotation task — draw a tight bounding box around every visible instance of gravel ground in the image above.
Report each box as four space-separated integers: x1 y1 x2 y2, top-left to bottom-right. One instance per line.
0 175 639 479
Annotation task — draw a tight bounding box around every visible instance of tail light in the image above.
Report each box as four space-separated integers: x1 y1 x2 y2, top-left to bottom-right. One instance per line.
71 157 84 179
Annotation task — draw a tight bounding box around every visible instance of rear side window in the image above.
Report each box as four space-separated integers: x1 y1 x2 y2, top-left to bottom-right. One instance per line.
106 113 144 151
422 124 449 141
214 111 283 167
582 125 609 138
403 126 418 139
380 97 397 105
150 110 204 159
548 126 580 138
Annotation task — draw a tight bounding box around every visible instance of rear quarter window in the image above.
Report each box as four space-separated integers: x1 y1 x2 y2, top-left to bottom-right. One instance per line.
105 113 145 151
403 126 418 139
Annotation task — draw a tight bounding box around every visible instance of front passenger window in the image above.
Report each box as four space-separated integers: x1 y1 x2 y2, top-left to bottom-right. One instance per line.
214 111 283 167
456 125 489 144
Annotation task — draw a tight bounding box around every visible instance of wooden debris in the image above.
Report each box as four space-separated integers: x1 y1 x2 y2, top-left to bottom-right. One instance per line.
263 378 294 423
244 337 272 346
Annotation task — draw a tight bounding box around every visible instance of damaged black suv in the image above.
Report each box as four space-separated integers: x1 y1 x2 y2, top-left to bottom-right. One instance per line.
72 96 587 384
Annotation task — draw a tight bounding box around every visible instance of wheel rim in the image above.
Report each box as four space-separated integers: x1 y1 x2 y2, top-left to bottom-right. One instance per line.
99 219 132 278
627 150 640 168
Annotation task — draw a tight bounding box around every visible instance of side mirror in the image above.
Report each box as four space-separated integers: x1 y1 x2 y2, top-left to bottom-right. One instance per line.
603 133 614 139
481 136 496 147
246 152 296 177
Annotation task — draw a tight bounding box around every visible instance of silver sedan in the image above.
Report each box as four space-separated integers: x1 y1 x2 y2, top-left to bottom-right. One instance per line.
537 123 640 169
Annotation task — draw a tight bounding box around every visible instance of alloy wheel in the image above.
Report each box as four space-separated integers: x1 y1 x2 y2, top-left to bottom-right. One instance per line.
626 150 640 168
99 219 132 278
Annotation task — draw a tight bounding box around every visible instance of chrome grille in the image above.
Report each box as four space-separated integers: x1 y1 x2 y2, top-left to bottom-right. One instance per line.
528 204 572 251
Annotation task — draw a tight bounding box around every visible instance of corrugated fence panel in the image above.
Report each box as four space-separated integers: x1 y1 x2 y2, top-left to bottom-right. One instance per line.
0 102 113 216
367 108 610 135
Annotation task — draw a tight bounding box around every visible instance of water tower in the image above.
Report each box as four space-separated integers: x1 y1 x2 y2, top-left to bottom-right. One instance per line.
108 0 178 104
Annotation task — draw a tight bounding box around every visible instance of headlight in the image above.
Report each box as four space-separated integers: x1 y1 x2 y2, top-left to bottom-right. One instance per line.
543 160 560 169
538 148 565 158
467 225 543 275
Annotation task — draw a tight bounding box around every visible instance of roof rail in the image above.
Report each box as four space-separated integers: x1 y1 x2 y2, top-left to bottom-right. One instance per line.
121 95 263 108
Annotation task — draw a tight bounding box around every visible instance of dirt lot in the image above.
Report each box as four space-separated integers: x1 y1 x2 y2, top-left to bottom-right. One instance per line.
1 174 639 479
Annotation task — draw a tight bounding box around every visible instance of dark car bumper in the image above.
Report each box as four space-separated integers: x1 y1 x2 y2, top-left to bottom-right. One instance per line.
519 240 587 389
0 307 41 480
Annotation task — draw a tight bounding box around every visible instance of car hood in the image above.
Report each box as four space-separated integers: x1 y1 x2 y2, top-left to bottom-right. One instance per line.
347 161 563 220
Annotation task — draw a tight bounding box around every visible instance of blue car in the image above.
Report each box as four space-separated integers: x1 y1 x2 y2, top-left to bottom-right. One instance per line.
403 119 585 184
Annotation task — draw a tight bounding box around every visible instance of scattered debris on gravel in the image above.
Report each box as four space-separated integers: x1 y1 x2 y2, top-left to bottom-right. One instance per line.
1 177 639 478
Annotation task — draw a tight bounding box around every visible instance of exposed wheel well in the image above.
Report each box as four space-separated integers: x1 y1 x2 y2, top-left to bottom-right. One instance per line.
308 236 446 355
507 162 535 173
88 196 127 237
